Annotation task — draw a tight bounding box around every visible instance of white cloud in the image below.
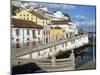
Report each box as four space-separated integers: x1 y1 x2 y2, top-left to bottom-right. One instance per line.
60 4 76 10
74 15 95 26
88 20 95 25
75 15 88 20
28 2 76 10
74 19 95 26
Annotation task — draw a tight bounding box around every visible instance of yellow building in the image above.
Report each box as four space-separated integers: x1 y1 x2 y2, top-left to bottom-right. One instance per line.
16 9 51 26
50 27 65 42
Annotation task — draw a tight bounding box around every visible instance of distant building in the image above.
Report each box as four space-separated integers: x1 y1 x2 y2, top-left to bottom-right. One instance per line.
77 27 86 35
12 0 22 7
11 18 44 48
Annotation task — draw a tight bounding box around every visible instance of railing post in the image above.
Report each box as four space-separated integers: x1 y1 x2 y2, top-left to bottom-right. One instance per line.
51 52 56 67
70 50 75 70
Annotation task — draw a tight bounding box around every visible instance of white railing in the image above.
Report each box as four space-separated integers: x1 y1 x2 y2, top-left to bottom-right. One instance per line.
12 34 88 58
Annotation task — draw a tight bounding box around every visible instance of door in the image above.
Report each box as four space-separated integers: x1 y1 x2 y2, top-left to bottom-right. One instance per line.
16 43 20 48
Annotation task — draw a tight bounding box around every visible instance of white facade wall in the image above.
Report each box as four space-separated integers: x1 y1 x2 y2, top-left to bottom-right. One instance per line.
43 25 51 44
12 1 21 7
51 24 77 38
12 27 44 48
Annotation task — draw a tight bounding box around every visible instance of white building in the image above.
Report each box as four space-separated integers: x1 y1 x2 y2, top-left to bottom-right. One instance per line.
12 0 22 7
51 20 77 38
50 11 79 38
11 18 44 48
43 25 51 44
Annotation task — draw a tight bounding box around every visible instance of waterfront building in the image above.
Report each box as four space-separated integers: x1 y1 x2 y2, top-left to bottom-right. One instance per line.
16 9 51 26
48 11 78 41
11 18 44 48
43 25 51 44
50 26 65 42
12 7 79 47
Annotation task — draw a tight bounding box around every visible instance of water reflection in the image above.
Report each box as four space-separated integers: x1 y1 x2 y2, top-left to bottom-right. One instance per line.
75 45 96 69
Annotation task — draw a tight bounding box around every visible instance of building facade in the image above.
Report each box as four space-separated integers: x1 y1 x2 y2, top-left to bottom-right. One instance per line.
16 9 51 26
12 18 44 48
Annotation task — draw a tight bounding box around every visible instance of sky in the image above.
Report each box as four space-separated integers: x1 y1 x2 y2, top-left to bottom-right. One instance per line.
24 1 96 32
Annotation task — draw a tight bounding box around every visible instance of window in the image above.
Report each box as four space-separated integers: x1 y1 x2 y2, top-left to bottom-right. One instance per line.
43 30 45 35
48 30 50 34
46 31 48 35
31 18 33 20
27 42 30 46
38 30 40 35
27 14 29 16
32 30 35 35
46 38 48 43
32 30 36 38
27 29 29 35
20 14 22 16
23 14 25 16
16 39 19 42
33 41 36 46
12 37 14 40
36 21 37 23
43 21 44 25
16 43 20 48
36 18 37 20
27 38 29 41
16 29 19 36
38 37 40 40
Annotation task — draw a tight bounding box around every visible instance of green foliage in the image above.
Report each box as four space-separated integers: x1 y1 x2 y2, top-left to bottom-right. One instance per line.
12 6 20 16
63 13 71 22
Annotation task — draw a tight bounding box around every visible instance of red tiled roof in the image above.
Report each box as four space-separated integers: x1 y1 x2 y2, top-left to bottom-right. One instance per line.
12 18 43 29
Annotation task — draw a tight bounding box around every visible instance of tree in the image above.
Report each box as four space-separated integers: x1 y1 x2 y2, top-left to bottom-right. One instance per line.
63 13 71 22
12 6 20 15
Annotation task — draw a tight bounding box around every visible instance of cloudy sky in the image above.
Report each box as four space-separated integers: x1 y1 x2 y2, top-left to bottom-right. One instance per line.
23 1 96 32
